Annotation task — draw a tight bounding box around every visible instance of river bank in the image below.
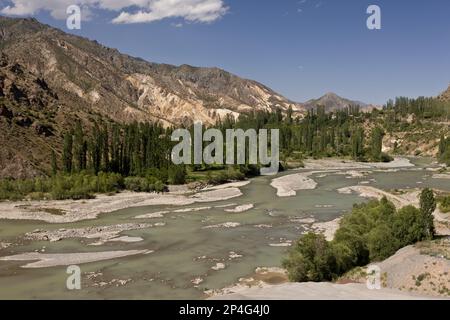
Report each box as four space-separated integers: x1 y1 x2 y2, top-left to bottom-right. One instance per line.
0 184 247 223
0 157 418 224
1 156 448 299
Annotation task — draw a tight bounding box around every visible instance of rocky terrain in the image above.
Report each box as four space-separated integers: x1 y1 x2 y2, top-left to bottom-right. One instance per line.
0 16 448 178
0 16 303 127
0 16 305 178
0 53 64 178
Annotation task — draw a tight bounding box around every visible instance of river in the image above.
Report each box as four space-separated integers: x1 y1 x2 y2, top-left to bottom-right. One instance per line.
0 158 449 299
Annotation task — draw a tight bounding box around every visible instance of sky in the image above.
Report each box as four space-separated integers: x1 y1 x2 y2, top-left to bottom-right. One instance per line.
0 0 449 105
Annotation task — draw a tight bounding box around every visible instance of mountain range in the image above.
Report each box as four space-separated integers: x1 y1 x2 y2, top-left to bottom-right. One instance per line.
0 16 305 127
0 16 447 178
303 92 377 112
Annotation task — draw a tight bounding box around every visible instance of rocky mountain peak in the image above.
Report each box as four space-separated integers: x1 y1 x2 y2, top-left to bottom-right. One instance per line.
303 92 369 112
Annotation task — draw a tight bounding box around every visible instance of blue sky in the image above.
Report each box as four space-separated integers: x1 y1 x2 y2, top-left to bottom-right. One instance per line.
1 0 449 104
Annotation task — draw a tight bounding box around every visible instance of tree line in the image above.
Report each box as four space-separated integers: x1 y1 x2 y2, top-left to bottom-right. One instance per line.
219 106 388 162
384 96 450 120
59 107 395 182
59 121 187 185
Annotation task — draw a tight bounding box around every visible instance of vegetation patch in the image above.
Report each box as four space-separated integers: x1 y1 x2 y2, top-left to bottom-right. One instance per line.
283 189 437 282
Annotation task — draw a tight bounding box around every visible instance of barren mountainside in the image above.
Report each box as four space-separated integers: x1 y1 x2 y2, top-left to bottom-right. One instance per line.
0 53 66 179
0 16 303 127
0 16 305 178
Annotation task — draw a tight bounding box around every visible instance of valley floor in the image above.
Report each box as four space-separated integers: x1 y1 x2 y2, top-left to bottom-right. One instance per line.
0 181 250 223
0 157 449 299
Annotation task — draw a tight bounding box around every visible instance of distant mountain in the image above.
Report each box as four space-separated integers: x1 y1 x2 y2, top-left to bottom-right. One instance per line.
303 92 376 112
438 84 450 102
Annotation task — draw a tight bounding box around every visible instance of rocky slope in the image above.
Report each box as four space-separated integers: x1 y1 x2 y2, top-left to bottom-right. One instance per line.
0 16 303 127
0 16 304 178
0 53 65 178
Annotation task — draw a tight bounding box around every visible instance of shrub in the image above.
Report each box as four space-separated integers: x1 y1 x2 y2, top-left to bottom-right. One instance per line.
284 194 437 283
381 153 394 163
283 233 336 282
367 224 399 261
393 205 428 247
168 165 187 185
0 172 160 201
124 176 166 193
439 196 450 213
207 167 245 185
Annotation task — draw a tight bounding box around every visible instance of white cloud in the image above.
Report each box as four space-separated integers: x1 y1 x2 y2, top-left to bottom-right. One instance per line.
0 0 228 24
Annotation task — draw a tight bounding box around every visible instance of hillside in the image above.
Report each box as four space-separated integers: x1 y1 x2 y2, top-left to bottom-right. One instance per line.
0 53 68 179
0 16 304 127
0 16 305 178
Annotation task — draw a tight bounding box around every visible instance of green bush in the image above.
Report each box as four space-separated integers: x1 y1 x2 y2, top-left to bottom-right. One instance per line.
381 153 394 163
367 224 399 261
124 176 167 193
154 180 167 193
0 172 164 201
284 193 437 282
392 205 429 247
168 165 187 185
438 196 450 213
206 167 246 185
283 233 336 282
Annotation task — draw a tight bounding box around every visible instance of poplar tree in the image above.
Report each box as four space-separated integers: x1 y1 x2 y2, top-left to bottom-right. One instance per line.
51 150 58 176
370 127 385 162
420 188 436 239
73 121 86 172
62 131 73 173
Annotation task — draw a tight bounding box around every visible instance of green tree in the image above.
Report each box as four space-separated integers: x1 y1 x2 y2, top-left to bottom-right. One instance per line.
283 197 438 284
370 127 385 162
438 135 450 165
367 224 399 261
393 205 428 246
73 121 86 172
283 233 336 282
89 124 102 174
62 131 73 173
419 188 436 239
351 127 365 160
51 150 58 176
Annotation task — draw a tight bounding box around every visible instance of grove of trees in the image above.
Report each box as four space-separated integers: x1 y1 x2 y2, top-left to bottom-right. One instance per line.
439 135 450 165
283 189 437 282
